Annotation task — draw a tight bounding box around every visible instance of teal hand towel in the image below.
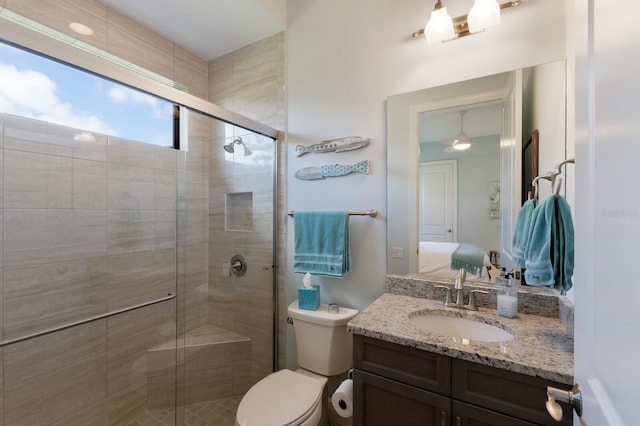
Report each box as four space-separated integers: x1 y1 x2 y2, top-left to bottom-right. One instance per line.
524 196 555 286
293 210 351 277
451 243 485 276
553 196 574 292
524 195 575 291
512 199 537 268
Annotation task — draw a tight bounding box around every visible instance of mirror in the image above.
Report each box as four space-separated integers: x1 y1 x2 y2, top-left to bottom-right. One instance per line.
387 60 567 283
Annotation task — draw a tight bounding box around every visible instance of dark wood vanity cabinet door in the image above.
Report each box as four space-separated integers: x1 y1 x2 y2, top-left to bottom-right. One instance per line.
452 359 573 426
452 400 537 426
353 369 451 426
353 335 451 395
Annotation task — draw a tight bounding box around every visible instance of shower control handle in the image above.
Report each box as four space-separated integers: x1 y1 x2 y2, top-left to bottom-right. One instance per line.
230 254 247 276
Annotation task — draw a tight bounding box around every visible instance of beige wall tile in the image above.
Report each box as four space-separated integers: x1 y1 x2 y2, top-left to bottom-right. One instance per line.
155 145 178 171
3 112 107 161
106 209 177 254
6 0 108 51
106 11 174 81
107 249 176 310
107 136 157 168
107 8 173 57
155 169 177 210
0 347 3 426
51 400 107 426
73 158 108 209
4 209 108 268
208 52 235 109
108 162 155 210
175 45 208 100
233 340 252 395
4 150 72 209
107 209 155 254
106 380 147 424
3 321 107 425
184 366 233 404
3 258 107 339
106 300 175 396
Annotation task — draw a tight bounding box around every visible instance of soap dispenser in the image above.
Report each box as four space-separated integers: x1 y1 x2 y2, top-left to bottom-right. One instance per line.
497 270 518 318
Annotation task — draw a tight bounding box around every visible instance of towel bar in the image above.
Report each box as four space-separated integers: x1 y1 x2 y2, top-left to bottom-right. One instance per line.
288 209 377 218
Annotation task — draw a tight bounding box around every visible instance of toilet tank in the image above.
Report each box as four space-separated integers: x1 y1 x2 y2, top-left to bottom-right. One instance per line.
288 301 359 376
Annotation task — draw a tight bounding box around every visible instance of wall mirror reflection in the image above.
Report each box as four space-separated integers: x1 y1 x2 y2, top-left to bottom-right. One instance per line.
387 60 568 285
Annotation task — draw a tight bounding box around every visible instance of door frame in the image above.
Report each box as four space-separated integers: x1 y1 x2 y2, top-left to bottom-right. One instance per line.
408 90 506 274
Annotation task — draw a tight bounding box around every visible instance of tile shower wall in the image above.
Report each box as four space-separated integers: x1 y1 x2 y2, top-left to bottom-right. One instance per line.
208 31 287 374
0 114 179 424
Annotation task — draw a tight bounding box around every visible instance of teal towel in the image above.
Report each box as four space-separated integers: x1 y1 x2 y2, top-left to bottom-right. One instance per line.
553 196 574 292
512 199 537 268
451 243 485 276
293 210 351 277
524 195 574 292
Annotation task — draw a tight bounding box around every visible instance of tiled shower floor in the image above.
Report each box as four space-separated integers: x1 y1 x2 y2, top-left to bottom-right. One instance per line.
129 396 242 426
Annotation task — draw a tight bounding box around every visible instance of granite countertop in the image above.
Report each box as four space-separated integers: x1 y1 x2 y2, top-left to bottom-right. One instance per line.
348 291 574 385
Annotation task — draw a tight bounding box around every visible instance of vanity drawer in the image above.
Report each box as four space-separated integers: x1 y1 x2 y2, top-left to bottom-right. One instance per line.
452 358 573 425
354 335 451 396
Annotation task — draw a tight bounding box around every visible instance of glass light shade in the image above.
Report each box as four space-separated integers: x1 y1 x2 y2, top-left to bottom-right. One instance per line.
452 131 471 150
424 7 455 44
467 0 501 33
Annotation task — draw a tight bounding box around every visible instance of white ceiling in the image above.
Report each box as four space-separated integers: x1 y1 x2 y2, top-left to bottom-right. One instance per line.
99 1 502 144
419 103 502 146
99 0 286 61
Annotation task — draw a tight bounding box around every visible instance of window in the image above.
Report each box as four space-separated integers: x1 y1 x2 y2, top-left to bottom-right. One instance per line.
0 40 176 148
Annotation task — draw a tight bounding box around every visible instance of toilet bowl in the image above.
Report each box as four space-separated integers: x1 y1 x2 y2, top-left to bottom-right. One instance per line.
236 301 358 426
235 369 327 426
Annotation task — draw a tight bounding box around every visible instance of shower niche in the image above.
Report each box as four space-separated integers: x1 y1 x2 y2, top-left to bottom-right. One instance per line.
225 192 254 232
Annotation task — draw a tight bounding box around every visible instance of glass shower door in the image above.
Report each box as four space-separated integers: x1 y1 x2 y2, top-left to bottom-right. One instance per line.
175 109 277 425
0 112 180 425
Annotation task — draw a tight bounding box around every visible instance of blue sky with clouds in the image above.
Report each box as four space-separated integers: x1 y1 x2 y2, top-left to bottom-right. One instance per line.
0 41 174 147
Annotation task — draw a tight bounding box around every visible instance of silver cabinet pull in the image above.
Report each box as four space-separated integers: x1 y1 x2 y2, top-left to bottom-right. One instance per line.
440 410 447 426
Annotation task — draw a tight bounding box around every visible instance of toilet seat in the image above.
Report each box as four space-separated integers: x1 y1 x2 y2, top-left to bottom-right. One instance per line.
236 369 326 426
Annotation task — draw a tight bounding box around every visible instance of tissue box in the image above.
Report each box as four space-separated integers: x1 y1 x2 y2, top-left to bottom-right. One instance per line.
298 285 320 311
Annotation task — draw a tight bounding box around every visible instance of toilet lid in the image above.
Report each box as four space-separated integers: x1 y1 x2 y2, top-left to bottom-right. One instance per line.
236 369 324 426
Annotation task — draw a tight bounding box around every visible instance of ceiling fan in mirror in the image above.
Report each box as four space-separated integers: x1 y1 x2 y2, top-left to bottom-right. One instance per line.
443 111 472 152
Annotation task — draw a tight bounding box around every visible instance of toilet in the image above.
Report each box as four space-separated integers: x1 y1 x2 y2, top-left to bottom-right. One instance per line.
235 300 358 426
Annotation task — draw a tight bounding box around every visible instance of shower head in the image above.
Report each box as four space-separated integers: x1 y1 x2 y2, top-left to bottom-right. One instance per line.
223 141 236 153
223 137 252 156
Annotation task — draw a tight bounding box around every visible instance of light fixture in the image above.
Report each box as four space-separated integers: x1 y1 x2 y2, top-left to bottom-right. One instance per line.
69 22 94 36
467 0 501 33
452 112 471 151
413 0 522 43
424 1 455 44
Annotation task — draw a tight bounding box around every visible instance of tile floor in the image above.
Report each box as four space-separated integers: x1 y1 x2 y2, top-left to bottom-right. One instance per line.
130 396 242 425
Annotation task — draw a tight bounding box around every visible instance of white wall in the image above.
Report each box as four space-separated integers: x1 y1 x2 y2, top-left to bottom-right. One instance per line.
285 0 567 366
522 61 568 201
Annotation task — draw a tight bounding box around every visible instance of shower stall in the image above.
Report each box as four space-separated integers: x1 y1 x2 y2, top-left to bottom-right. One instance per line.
0 22 280 426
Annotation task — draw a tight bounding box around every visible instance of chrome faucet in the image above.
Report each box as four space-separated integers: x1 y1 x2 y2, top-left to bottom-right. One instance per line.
435 268 488 311
454 268 467 305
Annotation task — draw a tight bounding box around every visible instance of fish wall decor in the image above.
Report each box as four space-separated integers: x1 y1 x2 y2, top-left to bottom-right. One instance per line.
295 136 369 156
294 160 371 180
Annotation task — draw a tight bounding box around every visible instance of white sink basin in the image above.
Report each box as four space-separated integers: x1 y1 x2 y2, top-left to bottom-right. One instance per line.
409 313 514 343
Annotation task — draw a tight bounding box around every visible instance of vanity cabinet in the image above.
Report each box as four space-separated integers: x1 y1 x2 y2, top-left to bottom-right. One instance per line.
353 335 573 426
